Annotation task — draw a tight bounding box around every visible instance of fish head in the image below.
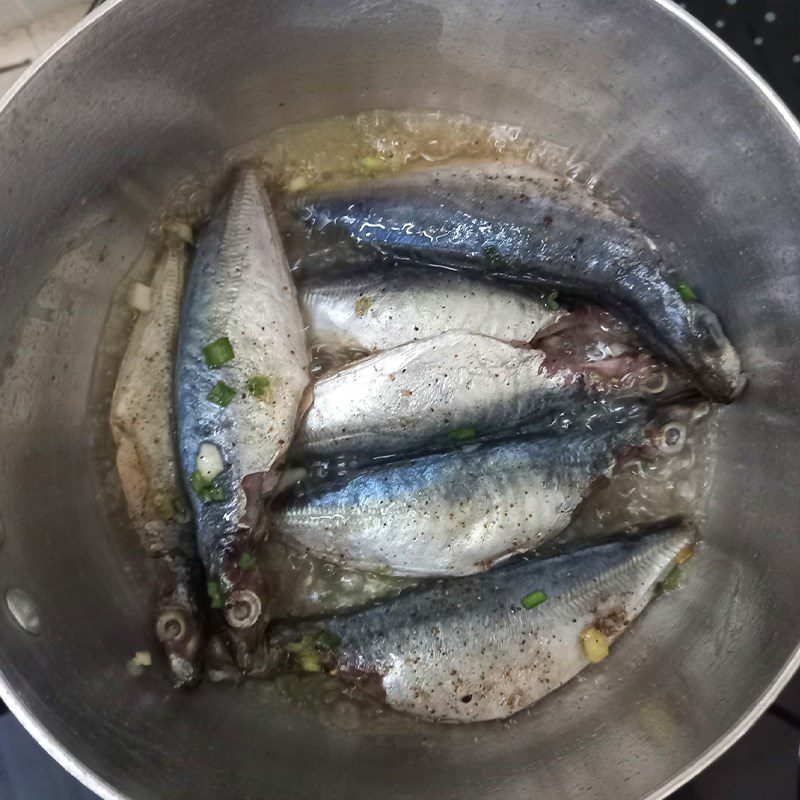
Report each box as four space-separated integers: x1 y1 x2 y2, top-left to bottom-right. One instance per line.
641 400 712 457
156 602 205 687
219 550 270 673
685 303 745 402
224 592 265 667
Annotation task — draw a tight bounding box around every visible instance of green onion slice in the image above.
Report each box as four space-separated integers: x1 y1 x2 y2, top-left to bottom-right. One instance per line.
198 484 224 504
654 565 682 596
449 426 476 442
238 553 257 570
361 155 387 172
247 375 271 398
207 380 236 407
207 580 223 609
314 629 342 652
203 337 234 369
677 282 697 302
190 470 224 503
482 244 503 265
521 590 547 609
190 469 207 495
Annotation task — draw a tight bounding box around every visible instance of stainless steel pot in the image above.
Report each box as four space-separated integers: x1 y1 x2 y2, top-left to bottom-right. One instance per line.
0 1 798 798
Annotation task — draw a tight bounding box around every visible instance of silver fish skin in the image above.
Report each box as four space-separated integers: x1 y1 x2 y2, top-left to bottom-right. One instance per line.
297 330 675 462
300 265 562 353
296 162 742 403
274 412 647 577
176 169 310 668
271 527 691 722
111 237 205 687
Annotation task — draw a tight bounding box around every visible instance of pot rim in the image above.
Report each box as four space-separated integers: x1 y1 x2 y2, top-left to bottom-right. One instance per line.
0 1 798 798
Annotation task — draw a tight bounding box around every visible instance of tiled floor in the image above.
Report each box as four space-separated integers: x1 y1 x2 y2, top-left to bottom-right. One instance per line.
0 2 89 95
1 0 83 33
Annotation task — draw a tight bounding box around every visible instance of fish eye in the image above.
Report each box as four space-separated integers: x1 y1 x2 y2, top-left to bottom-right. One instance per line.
225 590 262 629
691 305 726 353
642 370 668 394
157 610 187 643
654 422 687 455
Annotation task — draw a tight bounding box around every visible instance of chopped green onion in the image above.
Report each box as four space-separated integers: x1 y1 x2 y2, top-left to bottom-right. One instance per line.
207 580 223 609
191 465 224 503
286 635 324 672
482 244 503 265
203 336 234 369
354 296 373 317
449 426 476 442
314 629 342 652
545 290 560 312
298 652 322 673
238 553 257 570
247 375 271 398
361 155 388 172
189 469 220 503
190 469 207 495
286 175 309 193
198 484 224 504
521 590 547 609
207 380 236 406
654 565 682 597
676 282 697 302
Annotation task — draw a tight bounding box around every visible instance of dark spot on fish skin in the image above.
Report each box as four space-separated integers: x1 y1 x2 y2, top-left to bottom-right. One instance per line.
461 694 473 703
593 606 628 637
543 215 554 227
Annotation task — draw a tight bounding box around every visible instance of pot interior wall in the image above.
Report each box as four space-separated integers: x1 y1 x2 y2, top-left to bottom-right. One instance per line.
0 1 798 799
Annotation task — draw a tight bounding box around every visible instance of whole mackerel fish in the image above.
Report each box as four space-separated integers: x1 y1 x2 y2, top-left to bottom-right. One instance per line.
297 329 679 462
111 237 205 686
300 264 563 353
275 408 648 577
269 526 692 722
176 169 310 669
295 162 742 402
